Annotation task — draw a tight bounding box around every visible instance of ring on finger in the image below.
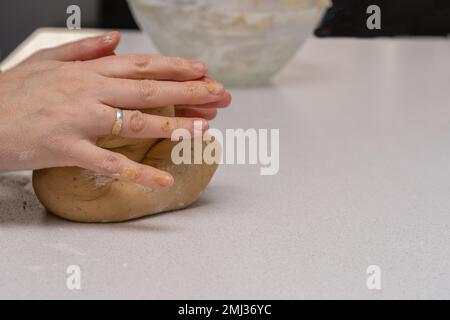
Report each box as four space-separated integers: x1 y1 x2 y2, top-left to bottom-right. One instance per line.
111 108 124 136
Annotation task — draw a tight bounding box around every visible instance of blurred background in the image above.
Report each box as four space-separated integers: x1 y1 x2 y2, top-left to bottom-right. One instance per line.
1 0 450 59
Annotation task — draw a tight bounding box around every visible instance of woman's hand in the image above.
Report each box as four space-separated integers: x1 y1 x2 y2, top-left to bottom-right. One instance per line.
23 31 230 120
0 32 231 189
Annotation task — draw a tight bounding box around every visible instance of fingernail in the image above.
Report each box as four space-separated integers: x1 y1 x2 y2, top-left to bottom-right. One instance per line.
102 32 115 44
154 173 173 188
206 81 224 95
191 61 206 72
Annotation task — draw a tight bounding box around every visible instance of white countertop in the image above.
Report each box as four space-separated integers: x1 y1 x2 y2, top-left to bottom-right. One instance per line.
1 29 449 299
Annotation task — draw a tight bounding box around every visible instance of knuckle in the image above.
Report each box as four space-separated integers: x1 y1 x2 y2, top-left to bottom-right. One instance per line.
168 57 187 70
171 57 184 66
127 110 146 133
137 79 159 102
170 57 187 72
186 85 201 100
128 55 151 72
99 154 123 175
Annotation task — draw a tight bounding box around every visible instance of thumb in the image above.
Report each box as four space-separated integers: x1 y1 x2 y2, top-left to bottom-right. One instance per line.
74 141 174 190
26 31 121 62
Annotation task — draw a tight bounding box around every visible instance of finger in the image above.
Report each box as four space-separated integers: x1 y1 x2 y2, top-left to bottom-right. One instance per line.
26 31 120 62
98 78 226 109
176 108 218 120
94 108 209 139
74 140 173 189
176 91 232 109
85 54 207 81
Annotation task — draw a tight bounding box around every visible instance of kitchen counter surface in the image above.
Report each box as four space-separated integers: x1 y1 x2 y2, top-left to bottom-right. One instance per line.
1 29 449 299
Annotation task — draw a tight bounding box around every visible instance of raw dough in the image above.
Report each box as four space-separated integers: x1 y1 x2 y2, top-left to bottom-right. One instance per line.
32 106 219 223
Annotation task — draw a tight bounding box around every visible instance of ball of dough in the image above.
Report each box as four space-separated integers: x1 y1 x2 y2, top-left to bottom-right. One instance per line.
32 106 219 223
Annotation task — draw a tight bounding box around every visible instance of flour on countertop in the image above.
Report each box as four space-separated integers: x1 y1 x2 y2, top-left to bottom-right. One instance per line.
47 242 86 257
0 172 46 224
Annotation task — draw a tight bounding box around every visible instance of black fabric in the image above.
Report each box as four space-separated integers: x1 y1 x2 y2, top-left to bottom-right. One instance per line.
315 0 450 37
99 0 138 29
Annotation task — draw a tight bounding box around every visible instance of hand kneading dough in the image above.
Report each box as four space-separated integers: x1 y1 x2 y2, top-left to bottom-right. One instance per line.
32 106 219 223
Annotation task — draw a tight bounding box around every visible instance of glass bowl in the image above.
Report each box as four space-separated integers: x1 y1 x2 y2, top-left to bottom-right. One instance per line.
127 0 329 87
